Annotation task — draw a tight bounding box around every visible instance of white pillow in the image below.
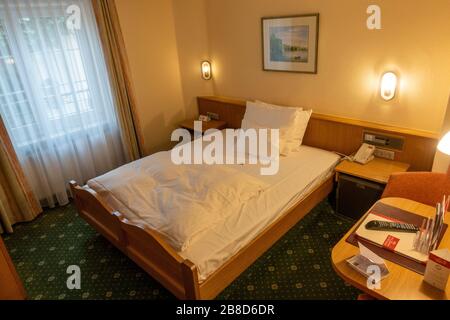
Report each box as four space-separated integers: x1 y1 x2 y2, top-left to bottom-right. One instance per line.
242 101 298 128
242 101 298 155
240 119 289 158
255 100 303 112
246 100 312 154
289 108 312 151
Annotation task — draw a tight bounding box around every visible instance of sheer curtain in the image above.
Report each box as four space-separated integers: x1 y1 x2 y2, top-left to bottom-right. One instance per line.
0 0 127 207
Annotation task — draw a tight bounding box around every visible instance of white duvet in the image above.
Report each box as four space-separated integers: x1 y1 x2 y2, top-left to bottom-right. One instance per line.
88 152 269 251
88 141 340 281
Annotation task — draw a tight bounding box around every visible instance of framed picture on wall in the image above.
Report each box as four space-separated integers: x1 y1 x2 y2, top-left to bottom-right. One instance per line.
262 14 319 74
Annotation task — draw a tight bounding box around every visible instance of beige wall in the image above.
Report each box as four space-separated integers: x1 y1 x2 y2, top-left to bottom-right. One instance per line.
172 0 214 119
115 0 186 155
206 0 450 133
115 0 450 154
115 0 213 154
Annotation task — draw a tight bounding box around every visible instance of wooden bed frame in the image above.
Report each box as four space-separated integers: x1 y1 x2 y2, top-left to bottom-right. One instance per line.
70 176 333 300
70 96 439 300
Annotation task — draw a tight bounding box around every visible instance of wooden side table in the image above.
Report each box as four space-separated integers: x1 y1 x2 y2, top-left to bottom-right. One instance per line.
332 197 450 300
335 158 410 219
335 158 410 185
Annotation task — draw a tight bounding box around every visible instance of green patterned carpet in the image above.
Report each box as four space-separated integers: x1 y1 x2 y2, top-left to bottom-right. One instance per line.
2 200 360 300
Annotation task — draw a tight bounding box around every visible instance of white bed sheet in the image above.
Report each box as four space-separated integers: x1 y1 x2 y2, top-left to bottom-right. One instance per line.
180 146 340 281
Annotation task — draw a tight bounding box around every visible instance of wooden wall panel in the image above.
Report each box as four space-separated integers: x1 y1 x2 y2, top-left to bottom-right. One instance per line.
198 96 246 129
197 96 439 171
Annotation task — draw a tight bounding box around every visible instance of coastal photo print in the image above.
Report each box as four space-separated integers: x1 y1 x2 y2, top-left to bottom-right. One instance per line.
262 14 319 73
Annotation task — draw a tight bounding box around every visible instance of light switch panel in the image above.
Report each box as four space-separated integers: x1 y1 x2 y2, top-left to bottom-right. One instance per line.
363 131 404 151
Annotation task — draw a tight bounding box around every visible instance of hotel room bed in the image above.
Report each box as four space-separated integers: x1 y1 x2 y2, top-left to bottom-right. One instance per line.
70 98 351 299
71 131 340 299
87 144 340 282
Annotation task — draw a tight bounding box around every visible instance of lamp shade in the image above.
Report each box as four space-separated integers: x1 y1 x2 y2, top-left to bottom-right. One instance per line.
432 96 450 172
438 131 450 155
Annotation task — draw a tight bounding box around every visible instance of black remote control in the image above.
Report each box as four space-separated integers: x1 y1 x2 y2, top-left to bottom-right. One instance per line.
365 220 419 233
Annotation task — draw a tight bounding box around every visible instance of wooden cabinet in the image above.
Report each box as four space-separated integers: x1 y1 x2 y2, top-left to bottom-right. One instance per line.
335 158 410 220
0 236 26 300
336 174 385 219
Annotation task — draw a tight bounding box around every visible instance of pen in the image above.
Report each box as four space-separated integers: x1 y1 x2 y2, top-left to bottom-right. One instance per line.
421 218 431 254
416 219 426 252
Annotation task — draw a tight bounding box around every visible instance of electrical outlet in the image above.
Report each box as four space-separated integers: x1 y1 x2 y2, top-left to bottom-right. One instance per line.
374 148 395 160
207 112 220 120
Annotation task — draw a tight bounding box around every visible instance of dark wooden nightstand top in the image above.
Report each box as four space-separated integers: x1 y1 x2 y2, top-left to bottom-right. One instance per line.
335 158 410 184
179 119 227 133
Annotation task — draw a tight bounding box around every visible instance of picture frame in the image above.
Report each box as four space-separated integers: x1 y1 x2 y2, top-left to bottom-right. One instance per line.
262 14 319 74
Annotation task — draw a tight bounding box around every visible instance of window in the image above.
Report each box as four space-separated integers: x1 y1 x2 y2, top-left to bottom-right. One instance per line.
0 0 126 207
0 1 116 147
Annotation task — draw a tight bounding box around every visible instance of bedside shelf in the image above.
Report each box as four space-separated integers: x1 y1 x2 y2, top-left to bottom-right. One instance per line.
179 119 227 133
335 158 410 185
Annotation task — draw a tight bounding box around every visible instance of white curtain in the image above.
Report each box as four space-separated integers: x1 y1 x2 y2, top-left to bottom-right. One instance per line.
0 0 127 207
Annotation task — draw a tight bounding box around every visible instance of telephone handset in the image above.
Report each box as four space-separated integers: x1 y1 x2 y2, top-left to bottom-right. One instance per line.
198 114 211 122
352 143 375 165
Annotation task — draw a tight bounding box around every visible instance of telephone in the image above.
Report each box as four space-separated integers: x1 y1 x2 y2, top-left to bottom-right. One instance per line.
352 143 375 164
199 114 211 122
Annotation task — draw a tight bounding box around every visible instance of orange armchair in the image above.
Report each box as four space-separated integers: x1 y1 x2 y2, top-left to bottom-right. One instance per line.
382 166 450 207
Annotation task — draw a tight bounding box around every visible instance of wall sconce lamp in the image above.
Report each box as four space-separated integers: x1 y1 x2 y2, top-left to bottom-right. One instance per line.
201 61 212 80
438 132 450 156
380 72 398 101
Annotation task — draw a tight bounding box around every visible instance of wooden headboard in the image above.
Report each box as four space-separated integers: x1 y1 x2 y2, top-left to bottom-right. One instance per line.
197 96 439 171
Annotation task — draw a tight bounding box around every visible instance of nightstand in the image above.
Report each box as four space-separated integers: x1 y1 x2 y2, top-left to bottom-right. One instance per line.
179 119 227 134
335 158 410 219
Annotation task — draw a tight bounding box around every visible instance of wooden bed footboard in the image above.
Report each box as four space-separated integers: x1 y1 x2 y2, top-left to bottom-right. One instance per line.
69 181 200 299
